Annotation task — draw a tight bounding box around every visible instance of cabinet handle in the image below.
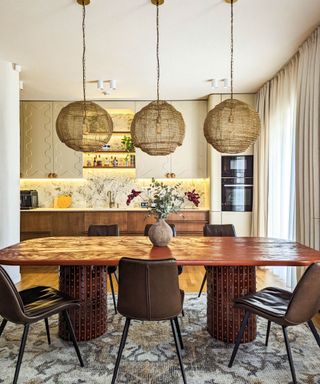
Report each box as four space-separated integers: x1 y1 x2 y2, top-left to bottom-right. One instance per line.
48 173 58 178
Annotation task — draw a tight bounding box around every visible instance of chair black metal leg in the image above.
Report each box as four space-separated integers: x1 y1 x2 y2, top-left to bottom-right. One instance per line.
282 326 297 384
63 310 84 367
170 319 187 384
114 270 119 284
228 311 250 368
109 272 118 314
265 320 271 346
198 272 207 298
181 309 185 317
13 324 29 384
308 320 320 348
44 318 51 345
111 318 131 384
174 317 184 350
0 318 8 337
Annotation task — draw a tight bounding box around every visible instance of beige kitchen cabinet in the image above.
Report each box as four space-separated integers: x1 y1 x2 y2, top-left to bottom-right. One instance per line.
135 100 208 178
20 101 83 178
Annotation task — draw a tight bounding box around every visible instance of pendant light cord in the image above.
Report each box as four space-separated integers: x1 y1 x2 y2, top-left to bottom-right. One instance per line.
230 0 234 100
82 2 87 121
156 2 160 103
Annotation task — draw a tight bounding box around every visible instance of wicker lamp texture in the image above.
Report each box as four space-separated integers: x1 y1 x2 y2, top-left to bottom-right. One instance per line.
204 99 260 154
131 100 185 156
56 101 113 152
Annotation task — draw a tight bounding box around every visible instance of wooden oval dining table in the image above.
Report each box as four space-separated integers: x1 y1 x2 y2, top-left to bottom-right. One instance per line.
1 236 320 343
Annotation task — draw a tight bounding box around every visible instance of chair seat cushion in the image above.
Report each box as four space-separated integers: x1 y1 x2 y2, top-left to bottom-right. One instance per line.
234 287 292 320
19 286 79 318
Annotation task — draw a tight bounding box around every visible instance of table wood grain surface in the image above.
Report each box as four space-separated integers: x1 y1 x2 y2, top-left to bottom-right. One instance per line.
0 236 320 266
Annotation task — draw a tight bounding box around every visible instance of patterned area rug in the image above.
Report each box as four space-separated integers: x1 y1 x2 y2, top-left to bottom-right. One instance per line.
0 294 319 384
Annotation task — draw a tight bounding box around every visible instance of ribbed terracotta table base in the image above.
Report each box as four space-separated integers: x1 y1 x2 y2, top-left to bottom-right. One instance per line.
207 266 257 343
59 266 107 341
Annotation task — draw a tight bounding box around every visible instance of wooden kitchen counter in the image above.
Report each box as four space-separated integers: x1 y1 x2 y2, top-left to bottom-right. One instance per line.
20 209 209 239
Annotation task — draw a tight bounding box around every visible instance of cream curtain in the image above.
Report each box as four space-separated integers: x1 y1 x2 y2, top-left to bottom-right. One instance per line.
295 26 320 278
253 26 320 286
253 59 298 288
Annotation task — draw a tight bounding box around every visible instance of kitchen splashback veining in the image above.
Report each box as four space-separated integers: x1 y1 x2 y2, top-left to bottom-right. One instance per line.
20 170 209 209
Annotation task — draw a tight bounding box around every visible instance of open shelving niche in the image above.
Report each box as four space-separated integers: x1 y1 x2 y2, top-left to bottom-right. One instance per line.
82 110 136 170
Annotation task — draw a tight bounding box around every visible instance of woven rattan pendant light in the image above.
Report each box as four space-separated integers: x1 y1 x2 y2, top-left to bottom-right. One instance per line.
56 0 113 152
131 0 185 156
204 0 260 154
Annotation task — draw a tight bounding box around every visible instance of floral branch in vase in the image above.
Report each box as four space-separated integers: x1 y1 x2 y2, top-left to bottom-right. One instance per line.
126 178 200 220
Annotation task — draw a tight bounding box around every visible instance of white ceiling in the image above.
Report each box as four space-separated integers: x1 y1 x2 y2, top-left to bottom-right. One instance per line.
0 0 319 101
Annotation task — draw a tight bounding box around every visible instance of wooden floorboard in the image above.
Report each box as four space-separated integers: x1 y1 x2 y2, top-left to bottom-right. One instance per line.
17 265 288 292
18 265 320 327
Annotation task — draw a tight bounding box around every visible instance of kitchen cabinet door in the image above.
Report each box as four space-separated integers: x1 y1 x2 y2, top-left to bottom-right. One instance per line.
52 102 83 178
20 102 54 178
170 100 208 178
20 101 83 178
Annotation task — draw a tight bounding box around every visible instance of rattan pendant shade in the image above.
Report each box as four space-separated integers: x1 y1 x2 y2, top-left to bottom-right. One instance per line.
131 100 185 156
204 98 260 153
204 0 260 154
56 101 113 152
131 0 185 156
55 0 113 153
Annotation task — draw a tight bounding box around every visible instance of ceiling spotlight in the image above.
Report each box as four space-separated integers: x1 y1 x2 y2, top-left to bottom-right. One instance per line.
97 79 104 90
210 79 218 89
109 79 117 90
223 78 230 88
13 63 22 72
19 81 24 90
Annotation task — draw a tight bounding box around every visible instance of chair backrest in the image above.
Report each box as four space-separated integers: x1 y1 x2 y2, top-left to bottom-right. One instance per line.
285 262 320 325
0 266 27 324
203 224 236 237
88 224 119 236
144 223 177 237
117 258 182 321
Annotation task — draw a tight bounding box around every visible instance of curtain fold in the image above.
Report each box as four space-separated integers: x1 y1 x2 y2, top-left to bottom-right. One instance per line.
252 84 270 237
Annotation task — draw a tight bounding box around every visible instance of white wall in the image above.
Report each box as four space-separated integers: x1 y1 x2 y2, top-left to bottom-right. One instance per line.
207 93 255 236
0 60 20 283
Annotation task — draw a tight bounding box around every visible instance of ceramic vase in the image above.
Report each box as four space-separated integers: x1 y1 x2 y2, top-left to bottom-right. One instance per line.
148 219 173 247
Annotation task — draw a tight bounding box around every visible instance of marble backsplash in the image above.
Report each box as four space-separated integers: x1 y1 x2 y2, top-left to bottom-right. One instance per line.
20 170 209 209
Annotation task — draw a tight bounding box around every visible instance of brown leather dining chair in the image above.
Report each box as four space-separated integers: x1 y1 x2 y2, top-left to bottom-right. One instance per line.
111 257 186 384
228 262 320 384
0 266 84 384
198 224 236 296
88 224 119 314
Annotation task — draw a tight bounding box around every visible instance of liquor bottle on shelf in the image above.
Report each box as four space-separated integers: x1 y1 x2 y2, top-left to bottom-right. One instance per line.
93 155 97 167
97 155 102 167
86 154 92 167
105 157 110 167
110 156 114 167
